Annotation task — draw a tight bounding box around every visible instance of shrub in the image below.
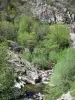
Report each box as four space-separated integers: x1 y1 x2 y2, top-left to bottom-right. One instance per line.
18 16 38 53
0 43 14 100
48 23 70 49
44 85 62 100
47 0 52 5
51 48 75 91
18 16 35 33
44 48 75 100
32 56 49 69
18 32 37 53
33 24 50 41
32 47 50 69
70 81 75 97
18 16 51 54
49 49 67 63
31 39 59 69
22 52 32 62
39 39 59 51
0 43 14 91
0 21 17 41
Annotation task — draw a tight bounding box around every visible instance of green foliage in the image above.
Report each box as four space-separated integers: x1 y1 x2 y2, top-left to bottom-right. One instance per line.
18 18 70 70
49 49 67 63
18 16 51 54
44 85 62 100
18 16 35 33
0 43 14 100
20 22 70 69
33 23 50 41
44 48 75 100
31 36 59 69
47 0 52 5
48 23 70 49
32 47 50 69
18 16 50 42
39 39 59 51
0 43 14 91
22 52 32 62
32 55 49 69
70 82 75 97
18 16 38 53
7 0 17 19
0 11 8 21
0 21 17 41
51 48 75 91
18 32 37 53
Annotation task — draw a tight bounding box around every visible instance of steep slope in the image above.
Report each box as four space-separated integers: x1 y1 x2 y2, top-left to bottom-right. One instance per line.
0 0 75 23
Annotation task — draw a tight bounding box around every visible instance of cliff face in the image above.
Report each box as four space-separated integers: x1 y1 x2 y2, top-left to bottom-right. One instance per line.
0 0 75 23
32 3 74 23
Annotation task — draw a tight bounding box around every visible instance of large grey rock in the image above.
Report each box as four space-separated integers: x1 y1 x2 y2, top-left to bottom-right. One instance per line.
32 2 74 23
8 50 53 86
8 41 24 53
57 92 73 100
70 23 75 33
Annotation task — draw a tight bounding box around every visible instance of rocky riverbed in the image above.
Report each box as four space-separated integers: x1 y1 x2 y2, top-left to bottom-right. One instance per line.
7 48 53 100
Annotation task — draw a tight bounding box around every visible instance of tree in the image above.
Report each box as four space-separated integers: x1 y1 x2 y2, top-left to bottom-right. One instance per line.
0 21 17 41
51 48 75 91
34 24 50 42
18 16 34 33
49 23 70 49
18 16 39 53
18 32 37 53
44 48 75 100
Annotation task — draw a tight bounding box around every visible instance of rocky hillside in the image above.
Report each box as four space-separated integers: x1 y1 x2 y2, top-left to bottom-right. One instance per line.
0 0 75 100
0 0 75 23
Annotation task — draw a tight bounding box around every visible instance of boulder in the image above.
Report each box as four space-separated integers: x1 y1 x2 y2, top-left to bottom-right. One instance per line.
32 2 74 23
8 40 24 53
23 91 43 100
57 92 73 100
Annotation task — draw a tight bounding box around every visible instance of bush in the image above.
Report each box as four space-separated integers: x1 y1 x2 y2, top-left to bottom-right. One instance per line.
33 56 49 69
33 23 50 41
0 43 14 100
44 48 75 100
47 23 70 49
18 16 38 53
39 39 59 51
18 16 50 53
70 81 75 97
0 43 14 90
18 16 35 33
18 32 37 53
32 47 50 69
47 0 52 5
49 49 67 63
44 85 62 100
0 21 17 41
51 48 75 91
22 52 32 62
31 39 59 69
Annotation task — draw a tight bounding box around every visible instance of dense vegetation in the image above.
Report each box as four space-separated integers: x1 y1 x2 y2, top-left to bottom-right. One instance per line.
0 0 75 100
44 48 75 100
18 16 69 67
0 43 14 100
